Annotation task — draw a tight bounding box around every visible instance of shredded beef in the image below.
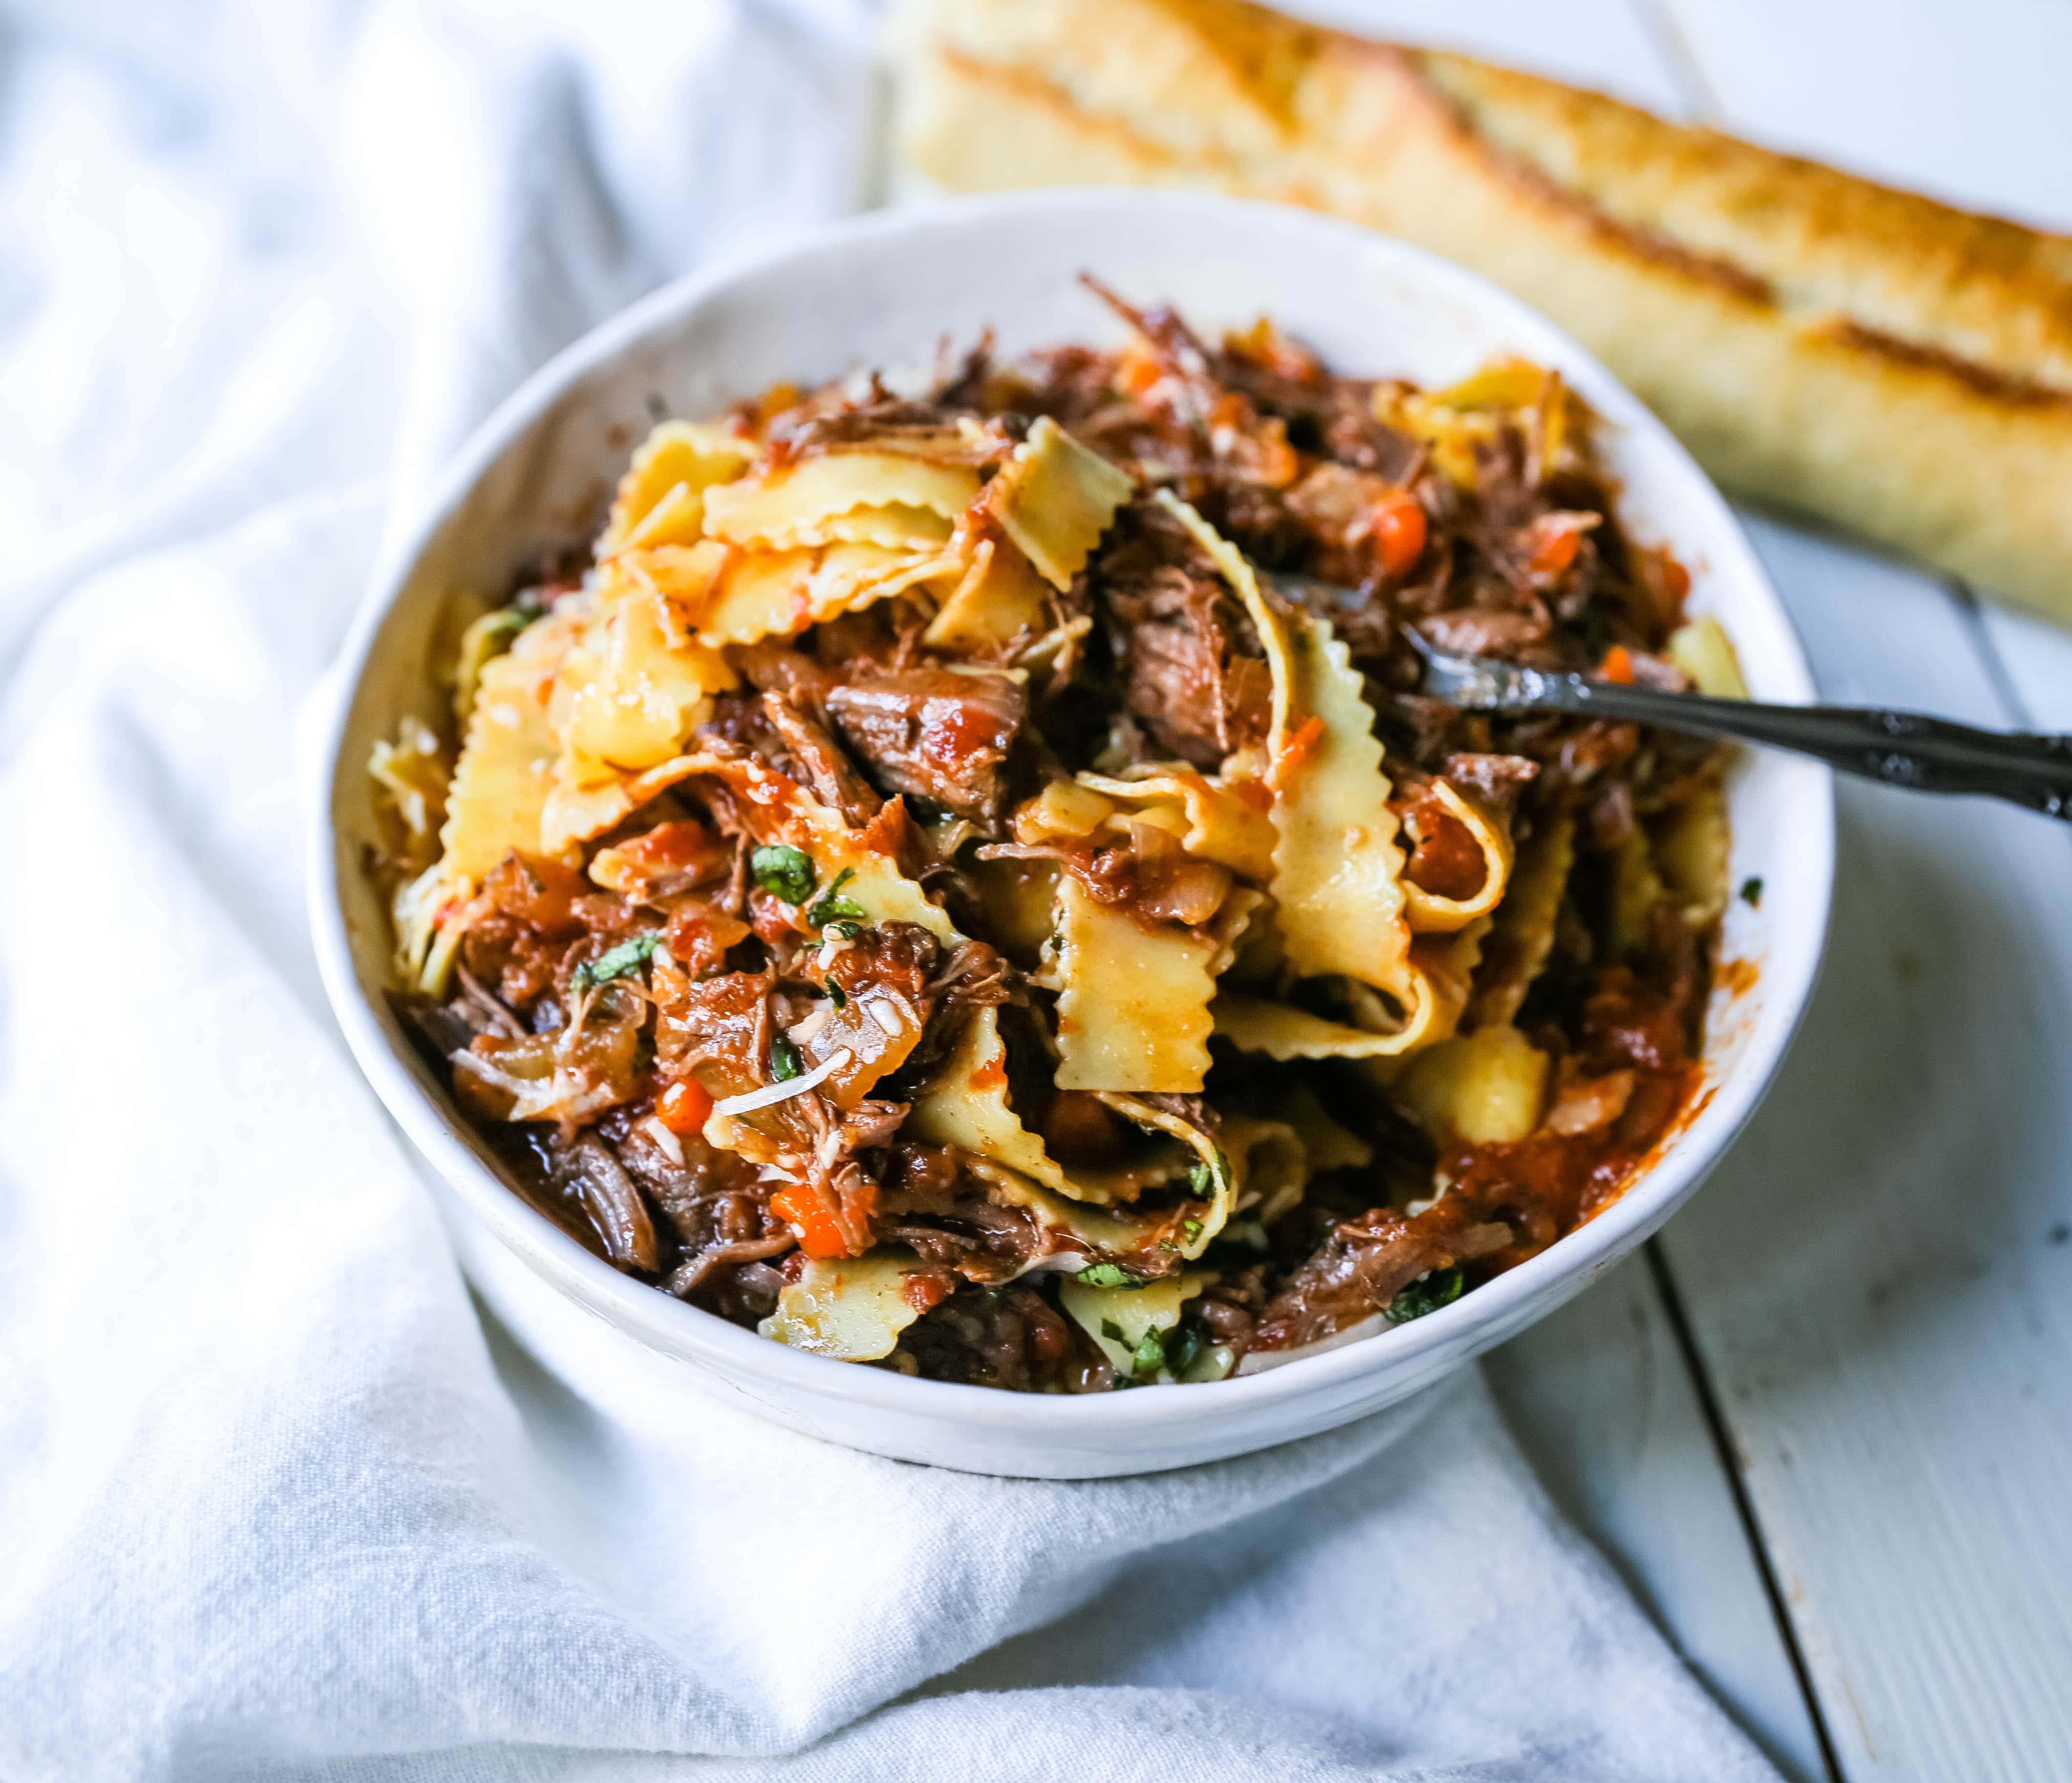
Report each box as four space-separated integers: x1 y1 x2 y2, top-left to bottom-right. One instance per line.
874 1146 1049 1283
543 1131 659 1274
929 938 1017 1008
1442 751 1540 818
397 994 479 1062
766 398 1016 467
1193 1261 1271 1348
416 296 1727 1393
1417 606 1551 661
1097 502 1271 768
1132 1092 1221 1139
761 688 882 827
1246 1200 1514 1355
821 921 939 1015
896 1283 1102 1392
825 667 1026 826
593 1099 743 1220
456 852 589 1007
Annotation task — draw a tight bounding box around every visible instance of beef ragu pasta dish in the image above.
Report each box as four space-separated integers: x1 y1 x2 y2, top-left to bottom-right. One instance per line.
369 286 1745 1392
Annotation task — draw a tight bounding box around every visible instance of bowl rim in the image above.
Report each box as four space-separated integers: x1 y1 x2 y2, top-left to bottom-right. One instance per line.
308 187 1834 1432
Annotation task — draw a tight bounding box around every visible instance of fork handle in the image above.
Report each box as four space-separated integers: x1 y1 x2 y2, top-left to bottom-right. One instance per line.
1510 674 2072 820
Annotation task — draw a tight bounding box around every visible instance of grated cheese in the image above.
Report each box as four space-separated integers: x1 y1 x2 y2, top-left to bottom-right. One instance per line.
644 1116 685 1167
786 1004 834 1046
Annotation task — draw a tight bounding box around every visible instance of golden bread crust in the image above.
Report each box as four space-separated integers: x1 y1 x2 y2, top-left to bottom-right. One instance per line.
1419 54 2072 392
892 0 2072 620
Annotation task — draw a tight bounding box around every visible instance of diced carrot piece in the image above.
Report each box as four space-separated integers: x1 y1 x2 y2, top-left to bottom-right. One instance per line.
770 1187 851 1259
1372 492 1427 578
655 1079 713 1135
1278 714 1328 775
1114 346 1162 397
1528 512 1596 577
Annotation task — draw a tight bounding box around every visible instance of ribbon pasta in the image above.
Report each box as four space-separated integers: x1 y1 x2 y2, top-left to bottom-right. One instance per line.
1074 769 1278 883
1399 778 1514 933
700 452 980 550
552 587 738 772
759 1252 930 1361
921 417 1134 646
1013 758 1280 1096
921 533 1052 649
1050 877 1219 1093
988 415 1134 590
1652 779 1732 930
596 420 753 556
438 609 584 882
693 540 959 649
902 1008 1237 1260
1155 493 1485 1062
1465 811 1574 1031
1158 497 1412 978
368 327 1738 1386
905 1009 1188 1206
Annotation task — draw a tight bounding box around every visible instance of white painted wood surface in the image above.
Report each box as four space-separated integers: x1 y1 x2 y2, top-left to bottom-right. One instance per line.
1978 605 2072 731
1635 14 2072 1782
1657 0 2072 226
1302 5 2072 1780
1483 1258 1831 1783
1661 522 2072 1783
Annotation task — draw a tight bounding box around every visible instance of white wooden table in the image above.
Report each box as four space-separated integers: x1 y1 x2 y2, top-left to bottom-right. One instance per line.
1293 5 2072 1779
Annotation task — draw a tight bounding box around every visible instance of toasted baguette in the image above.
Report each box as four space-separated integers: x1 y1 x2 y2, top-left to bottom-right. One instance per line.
891 0 2072 622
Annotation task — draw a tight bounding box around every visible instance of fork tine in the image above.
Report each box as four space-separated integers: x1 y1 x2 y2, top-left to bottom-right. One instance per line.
1399 623 1482 700
1263 571 1485 702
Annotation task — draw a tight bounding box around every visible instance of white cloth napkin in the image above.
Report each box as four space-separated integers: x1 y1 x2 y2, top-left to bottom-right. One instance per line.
0 3 1780 1776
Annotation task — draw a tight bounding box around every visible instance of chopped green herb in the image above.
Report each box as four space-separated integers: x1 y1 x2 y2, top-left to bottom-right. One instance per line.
821 918 863 941
770 1036 804 1082
1186 1148 1234 1201
1163 1323 1203 1379
1180 1218 1204 1243
824 980 847 1010
1386 1267 1465 1325
751 844 817 905
501 591 546 629
1130 1329 1168 1378
1101 1318 1126 1343
571 931 659 990
807 867 867 929
481 590 547 644
1739 876 1764 908
1076 1262 1145 1289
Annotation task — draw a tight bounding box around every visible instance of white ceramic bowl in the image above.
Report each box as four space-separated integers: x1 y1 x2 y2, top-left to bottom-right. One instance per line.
310 191 1832 1479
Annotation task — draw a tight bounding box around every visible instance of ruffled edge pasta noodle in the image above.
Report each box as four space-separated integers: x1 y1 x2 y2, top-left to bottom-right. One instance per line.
365 294 1741 1392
